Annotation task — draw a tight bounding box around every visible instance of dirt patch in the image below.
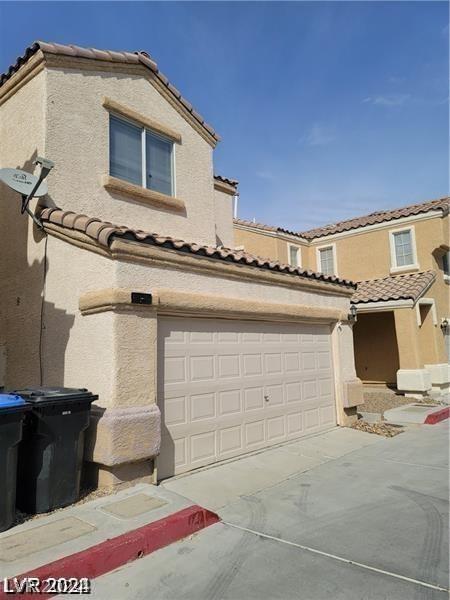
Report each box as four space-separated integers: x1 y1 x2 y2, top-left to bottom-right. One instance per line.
351 419 404 437
13 486 118 527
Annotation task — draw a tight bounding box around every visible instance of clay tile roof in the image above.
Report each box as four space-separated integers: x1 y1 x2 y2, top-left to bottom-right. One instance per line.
38 207 355 289
298 197 450 240
214 175 239 188
0 41 220 144
233 218 307 240
352 271 436 305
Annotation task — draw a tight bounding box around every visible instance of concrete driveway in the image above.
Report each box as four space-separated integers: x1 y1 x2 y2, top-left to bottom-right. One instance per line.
92 422 449 599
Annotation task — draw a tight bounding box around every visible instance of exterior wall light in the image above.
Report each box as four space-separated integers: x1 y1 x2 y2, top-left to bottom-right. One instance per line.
440 318 449 331
348 304 358 323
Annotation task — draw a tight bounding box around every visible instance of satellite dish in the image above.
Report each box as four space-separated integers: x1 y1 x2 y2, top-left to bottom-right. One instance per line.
0 168 48 197
0 157 54 229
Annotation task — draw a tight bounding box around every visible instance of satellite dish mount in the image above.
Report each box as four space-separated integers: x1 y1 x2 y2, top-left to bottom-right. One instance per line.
0 157 54 229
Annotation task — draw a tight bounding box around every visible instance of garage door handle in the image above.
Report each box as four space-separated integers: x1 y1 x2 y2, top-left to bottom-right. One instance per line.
264 395 269 402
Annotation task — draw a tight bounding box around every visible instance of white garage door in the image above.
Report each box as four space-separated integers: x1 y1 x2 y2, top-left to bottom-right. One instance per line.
157 318 336 479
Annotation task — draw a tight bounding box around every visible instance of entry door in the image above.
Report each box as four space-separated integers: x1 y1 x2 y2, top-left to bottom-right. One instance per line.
157 318 336 479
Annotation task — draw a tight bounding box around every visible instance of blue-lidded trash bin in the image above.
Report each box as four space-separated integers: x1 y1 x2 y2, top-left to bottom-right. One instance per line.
0 394 30 532
14 387 97 514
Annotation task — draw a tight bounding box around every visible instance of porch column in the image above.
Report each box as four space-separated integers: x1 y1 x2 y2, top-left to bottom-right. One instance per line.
331 320 363 426
394 308 431 396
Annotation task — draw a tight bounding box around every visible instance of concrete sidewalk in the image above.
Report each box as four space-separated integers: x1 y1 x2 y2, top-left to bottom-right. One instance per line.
162 426 383 512
92 422 449 600
0 483 202 583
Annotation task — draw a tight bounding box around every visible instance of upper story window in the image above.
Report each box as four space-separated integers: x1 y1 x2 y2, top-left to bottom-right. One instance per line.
110 114 174 196
393 230 413 266
288 245 301 268
318 245 336 276
389 227 418 272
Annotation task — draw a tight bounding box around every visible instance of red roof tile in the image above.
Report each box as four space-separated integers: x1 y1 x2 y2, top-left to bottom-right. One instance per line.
352 271 436 304
299 197 449 240
38 207 355 289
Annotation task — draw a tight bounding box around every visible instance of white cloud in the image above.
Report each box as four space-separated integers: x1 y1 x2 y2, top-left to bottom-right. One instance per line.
363 94 410 107
255 170 276 181
300 124 336 146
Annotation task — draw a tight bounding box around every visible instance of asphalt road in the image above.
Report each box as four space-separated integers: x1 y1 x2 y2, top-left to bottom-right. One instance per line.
91 421 449 600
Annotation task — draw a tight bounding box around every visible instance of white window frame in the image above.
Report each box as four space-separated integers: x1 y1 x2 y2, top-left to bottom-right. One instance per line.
110 113 176 197
287 244 301 268
389 226 419 274
316 243 338 276
416 298 437 327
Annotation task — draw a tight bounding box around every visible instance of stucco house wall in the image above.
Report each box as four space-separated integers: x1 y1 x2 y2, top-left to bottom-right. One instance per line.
0 69 47 387
308 214 449 368
45 66 217 246
234 225 308 264
0 43 363 487
213 188 234 248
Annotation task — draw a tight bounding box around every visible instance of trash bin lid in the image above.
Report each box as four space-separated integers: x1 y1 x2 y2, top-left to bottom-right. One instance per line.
0 394 28 409
11 387 97 405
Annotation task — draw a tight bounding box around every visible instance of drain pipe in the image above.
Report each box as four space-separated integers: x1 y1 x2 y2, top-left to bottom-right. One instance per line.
233 194 239 219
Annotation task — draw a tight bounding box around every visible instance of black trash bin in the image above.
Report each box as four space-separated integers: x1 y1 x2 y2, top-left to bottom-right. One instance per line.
14 387 98 514
0 394 30 532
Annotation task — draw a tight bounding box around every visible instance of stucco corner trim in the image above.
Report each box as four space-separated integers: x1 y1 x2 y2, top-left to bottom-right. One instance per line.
79 287 345 323
103 97 182 144
154 288 345 323
342 378 364 408
103 175 185 212
79 288 158 315
85 404 161 466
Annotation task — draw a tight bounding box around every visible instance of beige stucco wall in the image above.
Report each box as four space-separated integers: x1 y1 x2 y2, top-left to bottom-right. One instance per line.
214 188 234 248
235 213 450 373
45 67 217 246
0 69 47 387
234 225 308 263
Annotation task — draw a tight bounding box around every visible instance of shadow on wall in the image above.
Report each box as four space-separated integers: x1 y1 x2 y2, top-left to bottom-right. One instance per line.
0 151 75 389
156 332 175 481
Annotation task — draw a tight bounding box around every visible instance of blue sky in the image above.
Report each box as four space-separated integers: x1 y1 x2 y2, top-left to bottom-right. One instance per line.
0 1 448 231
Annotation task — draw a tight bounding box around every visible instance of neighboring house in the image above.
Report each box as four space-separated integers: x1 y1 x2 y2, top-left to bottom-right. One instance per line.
0 41 362 486
234 197 450 397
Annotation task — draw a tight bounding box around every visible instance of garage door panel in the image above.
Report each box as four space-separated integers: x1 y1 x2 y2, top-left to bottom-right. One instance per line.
158 318 336 479
218 389 241 415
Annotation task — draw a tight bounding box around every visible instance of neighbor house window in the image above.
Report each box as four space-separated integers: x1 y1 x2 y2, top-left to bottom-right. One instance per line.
389 227 419 273
110 114 174 196
393 230 414 267
288 245 301 267
318 246 335 275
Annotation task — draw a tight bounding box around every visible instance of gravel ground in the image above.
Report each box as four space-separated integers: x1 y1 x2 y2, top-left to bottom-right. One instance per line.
358 391 412 415
351 419 405 437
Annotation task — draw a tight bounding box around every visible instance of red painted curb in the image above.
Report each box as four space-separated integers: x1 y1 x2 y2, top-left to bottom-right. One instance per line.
0 504 219 598
424 406 450 425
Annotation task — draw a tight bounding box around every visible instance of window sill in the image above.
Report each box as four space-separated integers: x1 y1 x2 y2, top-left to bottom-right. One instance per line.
103 175 185 212
389 264 420 275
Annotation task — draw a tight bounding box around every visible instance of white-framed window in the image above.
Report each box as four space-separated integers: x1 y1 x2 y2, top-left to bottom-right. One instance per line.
389 226 418 273
288 244 301 267
109 114 174 196
316 244 337 276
